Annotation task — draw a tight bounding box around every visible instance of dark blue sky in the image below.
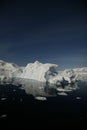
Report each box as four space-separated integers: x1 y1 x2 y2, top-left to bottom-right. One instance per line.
0 0 87 69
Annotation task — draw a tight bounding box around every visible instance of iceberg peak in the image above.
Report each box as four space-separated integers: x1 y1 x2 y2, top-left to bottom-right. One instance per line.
34 61 40 64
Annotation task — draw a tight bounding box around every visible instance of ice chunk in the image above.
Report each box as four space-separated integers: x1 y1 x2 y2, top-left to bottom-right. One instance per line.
56 88 72 92
0 60 23 83
0 114 7 118
1 97 7 101
35 96 47 101
57 92 68 96
76 97 82 100
74 67 87 73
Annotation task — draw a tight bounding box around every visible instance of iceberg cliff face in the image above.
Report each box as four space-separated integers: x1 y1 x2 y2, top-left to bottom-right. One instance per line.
19 61 58 82
18 61 78 84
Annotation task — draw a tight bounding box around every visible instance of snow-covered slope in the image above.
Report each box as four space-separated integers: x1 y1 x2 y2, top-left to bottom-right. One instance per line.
73 67 87 73
73 67 87 81
0 60 23 82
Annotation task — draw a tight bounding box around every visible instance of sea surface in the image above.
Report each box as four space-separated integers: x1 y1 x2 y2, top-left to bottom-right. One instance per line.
0 80 87 129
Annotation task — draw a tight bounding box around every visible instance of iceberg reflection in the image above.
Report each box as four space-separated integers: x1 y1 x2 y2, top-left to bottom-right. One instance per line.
14 79 79 100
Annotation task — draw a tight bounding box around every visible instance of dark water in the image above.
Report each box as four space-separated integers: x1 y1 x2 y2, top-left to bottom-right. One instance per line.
0 81 87 129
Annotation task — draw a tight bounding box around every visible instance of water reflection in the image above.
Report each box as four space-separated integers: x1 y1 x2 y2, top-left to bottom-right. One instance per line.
14 78 79 99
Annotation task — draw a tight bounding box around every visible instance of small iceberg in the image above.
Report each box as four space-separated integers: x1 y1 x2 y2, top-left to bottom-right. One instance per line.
56 88 72 92
35 96 47 101
57 92 68 96
76 97 82 100
0 114 7 118
1 97 7 101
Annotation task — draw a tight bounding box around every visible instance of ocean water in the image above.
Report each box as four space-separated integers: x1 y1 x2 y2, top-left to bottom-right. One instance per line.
0 80 87 129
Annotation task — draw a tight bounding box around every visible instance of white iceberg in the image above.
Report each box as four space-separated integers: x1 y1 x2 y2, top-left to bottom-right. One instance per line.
76 97 82 100
57 92 68 96
0 60 86 85
73 67 87 81
0 60 23 83
19 61 58 82
0 114 7 118
1 97 7 101
0 60 82 98
35 96 47 101
56 87 72 92
18 61 78 84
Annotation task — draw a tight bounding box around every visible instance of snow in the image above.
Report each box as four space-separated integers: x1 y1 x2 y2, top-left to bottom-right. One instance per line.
48 75 63 84
48 68 78 85
74 67 87 73
0 60 23 82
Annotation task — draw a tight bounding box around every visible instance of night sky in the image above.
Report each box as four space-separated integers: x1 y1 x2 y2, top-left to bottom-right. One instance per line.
0 0 87 69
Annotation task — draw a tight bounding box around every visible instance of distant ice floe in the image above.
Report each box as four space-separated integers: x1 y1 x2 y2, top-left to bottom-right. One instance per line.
57 92 68 96
56 88 72 92
76 97 82 100
1 97 7 101
13 89 16 92
0 114 7 118
35 96 47 101
20 98 23 102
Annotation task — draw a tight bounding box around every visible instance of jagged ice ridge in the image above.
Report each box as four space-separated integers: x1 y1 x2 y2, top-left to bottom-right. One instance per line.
0 60 87 85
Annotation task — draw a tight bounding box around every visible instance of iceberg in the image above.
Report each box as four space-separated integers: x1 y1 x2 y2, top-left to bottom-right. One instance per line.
18 61 78 84
0 60 82 99
0 114 7 118
19 61 58 82
48 69 78 85
73 67 87 81
1 97 7 101
57 92 68 96
76 97 82 100
35 96 47 101
0 60 86 85
0 60 23 83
